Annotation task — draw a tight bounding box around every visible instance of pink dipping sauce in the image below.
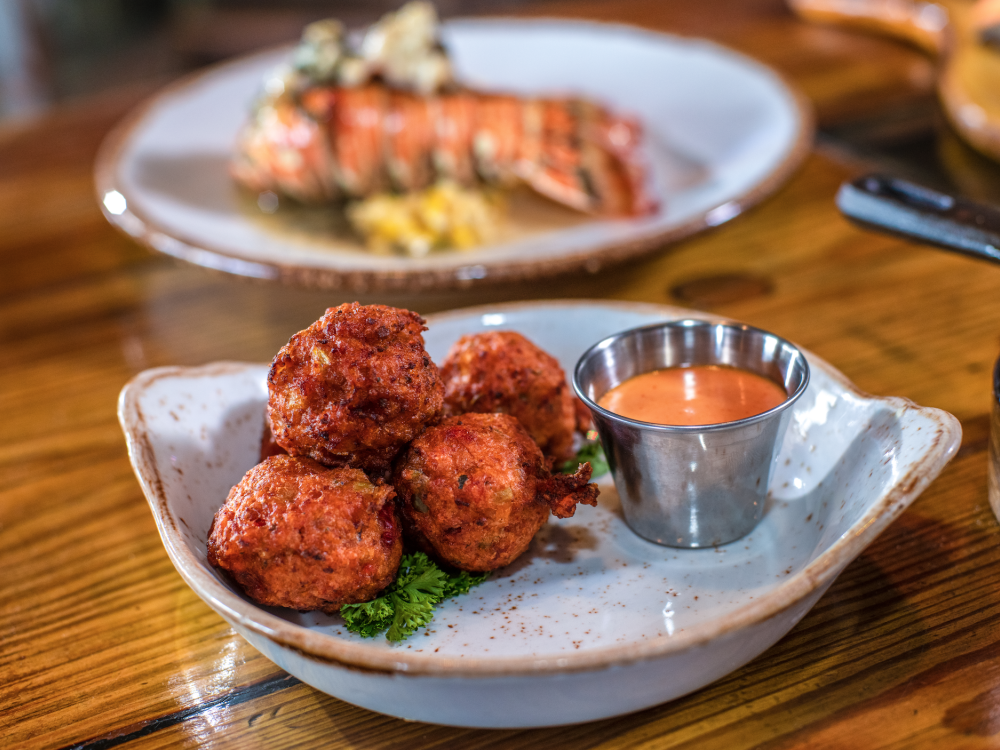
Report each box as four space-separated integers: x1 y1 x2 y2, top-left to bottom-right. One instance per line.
598 364 787 426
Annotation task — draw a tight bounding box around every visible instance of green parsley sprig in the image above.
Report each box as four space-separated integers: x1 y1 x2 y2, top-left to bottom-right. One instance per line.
341 552 489 642
560 434 609 477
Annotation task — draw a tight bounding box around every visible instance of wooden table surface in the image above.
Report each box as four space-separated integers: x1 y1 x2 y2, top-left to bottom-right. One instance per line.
4 1 1000 747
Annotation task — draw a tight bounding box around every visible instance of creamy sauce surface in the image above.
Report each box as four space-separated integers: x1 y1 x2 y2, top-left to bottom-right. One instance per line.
598 365 787 426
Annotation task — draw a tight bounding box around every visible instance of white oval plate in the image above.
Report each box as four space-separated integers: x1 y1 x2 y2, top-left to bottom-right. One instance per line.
96 20 811 292
118 301 960 727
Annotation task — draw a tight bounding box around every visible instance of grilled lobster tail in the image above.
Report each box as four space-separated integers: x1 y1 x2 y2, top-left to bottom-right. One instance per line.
231 85 656 218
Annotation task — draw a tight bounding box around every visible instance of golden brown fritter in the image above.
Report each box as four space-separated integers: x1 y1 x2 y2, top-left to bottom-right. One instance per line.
440 331 577 461
268 303 444 474
393 413 599 572
207 454 402 612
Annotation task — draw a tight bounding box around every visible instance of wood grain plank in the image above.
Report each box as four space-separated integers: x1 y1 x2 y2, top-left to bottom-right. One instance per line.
0 453 281 748
3 3 1000 747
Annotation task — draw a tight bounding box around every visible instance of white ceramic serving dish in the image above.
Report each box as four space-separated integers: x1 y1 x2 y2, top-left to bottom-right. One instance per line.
96 19 811 292
118 301 960 727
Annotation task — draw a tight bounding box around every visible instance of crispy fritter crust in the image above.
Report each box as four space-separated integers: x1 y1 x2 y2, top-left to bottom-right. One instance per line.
440 331 577 460
268 303 444 473
393 413 598 572
207 455 402 612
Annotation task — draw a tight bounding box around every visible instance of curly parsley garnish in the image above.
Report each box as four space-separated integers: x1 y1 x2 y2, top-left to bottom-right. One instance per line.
561 434 609 477
341 552 489 642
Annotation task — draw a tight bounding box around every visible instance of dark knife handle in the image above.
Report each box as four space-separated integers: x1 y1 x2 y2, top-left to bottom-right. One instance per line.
836 174 1000 266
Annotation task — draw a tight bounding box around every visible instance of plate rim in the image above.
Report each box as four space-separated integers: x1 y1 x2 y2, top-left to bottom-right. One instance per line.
118 299 962 678
94 17 815 293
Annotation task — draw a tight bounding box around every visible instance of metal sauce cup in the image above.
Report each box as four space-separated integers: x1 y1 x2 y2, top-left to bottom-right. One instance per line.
989 356 1000 523
573 319 810 548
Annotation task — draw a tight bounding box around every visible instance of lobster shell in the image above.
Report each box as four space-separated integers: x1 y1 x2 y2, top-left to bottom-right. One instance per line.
232 84 657 218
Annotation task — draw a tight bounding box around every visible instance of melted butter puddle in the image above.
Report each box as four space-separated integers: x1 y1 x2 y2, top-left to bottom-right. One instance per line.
238 185 591 255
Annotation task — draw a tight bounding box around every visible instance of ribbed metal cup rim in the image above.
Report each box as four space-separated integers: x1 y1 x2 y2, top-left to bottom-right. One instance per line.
573 319 810 433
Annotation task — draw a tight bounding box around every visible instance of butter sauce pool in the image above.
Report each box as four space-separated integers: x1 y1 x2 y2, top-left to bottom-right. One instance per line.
597 365 787 426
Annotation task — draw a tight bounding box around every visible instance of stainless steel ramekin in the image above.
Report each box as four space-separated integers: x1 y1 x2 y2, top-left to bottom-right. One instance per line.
573 319 810 548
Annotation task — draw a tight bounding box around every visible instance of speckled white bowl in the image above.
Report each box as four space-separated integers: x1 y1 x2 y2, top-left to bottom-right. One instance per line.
118 301 961 728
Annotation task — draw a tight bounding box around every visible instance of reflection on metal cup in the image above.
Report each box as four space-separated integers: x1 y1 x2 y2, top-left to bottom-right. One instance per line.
989 357 1000 523
573 319 810 548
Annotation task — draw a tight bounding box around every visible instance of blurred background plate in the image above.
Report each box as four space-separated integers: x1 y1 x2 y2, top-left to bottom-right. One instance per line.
95 18 812 292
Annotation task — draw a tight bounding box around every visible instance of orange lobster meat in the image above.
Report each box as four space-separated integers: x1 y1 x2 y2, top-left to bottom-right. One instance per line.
232 84 657 218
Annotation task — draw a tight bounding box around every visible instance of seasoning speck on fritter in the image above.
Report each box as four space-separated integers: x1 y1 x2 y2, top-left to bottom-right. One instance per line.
440 330 577 461
393 412 599 572
268 302 444 473
207 454 402 612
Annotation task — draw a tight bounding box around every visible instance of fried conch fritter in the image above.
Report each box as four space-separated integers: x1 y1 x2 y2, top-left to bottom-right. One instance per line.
268 302 444 473
393 413 599 572
207 455 402 612
440 330 577 461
